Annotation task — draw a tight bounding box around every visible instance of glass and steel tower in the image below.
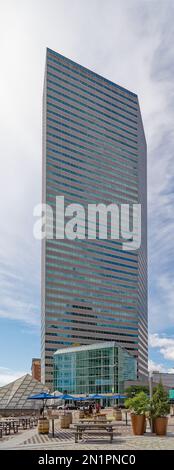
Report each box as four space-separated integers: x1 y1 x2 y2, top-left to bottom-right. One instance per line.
42 48 147 387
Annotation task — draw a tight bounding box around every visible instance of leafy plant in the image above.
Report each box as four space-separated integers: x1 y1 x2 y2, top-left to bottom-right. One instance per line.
125 385 149 398
150 382 170 418
125 391 149 415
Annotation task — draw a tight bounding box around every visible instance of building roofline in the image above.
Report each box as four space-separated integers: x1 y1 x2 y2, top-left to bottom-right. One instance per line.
54 341 135 357
46 47 138 99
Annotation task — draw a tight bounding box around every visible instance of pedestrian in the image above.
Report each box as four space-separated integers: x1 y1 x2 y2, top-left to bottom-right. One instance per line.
96 402 100 414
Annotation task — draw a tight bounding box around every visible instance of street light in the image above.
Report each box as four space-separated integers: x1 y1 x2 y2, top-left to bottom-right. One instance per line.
149 372 153 432
109 362 119 403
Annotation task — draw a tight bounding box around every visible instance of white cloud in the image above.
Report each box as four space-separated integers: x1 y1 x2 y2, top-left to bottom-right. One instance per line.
148 359 166 373
148 271 174 332
0 264 40 326
0 303 39 326
0 367 28 387
148 359 174 374
150 334 174 349
149 333 174 361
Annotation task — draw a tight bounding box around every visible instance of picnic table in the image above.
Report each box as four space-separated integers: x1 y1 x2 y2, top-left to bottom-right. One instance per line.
74 422 114 443
0 416 38 438
0 420 19 436
79 417 109 424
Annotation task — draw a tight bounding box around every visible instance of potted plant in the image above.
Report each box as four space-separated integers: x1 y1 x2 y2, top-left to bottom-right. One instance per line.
125 391 149 435
150 382 170 436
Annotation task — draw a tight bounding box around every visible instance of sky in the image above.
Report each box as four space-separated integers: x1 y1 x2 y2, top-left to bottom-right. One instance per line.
0 0 174 386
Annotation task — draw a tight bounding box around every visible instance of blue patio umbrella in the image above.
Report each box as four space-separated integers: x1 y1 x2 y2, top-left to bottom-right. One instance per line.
74 396 95 401
28 392 53 400
90 394 107 400
27 392 54 418
111 394 126 399
53 394 75 400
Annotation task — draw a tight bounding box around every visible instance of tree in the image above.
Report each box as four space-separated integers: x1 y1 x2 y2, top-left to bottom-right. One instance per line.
125 392 149 415
151 382 170 418
125 385 149 398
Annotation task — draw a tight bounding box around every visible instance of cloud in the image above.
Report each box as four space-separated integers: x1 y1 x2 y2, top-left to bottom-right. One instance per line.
148 359 166 373
148 271 174 332
149 333 174 361
0 264 40 326
0 367 28 387
0 303 39 326
148 359 174 374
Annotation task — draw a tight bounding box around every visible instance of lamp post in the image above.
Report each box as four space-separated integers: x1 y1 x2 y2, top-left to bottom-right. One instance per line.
110 362 119 405
149 373 153 400
149 372 153 432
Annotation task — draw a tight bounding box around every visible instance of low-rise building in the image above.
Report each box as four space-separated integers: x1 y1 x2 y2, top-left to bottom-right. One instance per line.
31 358 41 382
151 371 174 389
53 341 137 395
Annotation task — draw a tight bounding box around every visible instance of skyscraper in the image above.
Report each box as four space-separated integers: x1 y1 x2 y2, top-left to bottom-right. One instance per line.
41 48 147 387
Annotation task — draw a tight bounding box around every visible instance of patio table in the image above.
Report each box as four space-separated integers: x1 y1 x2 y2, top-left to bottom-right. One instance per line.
74 422 114 443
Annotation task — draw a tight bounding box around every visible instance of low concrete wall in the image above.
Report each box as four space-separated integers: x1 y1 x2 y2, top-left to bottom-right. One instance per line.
0 409 40 417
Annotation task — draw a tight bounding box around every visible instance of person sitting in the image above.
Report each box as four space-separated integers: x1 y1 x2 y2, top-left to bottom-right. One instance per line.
40 406 44 417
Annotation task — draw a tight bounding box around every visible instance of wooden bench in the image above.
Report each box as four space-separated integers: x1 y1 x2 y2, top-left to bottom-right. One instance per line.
75 423 114 443
0 419 19 434
9 422 19 433
0 423 10 435
79 418 110 425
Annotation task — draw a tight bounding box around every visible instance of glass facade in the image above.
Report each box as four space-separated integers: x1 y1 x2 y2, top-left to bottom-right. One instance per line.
42 48 147 387
53 342 137 395
0 374 47 411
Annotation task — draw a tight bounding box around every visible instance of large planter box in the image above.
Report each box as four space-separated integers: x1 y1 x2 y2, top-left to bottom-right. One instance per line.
95 414 107 422
131 414 145 435
65 412 72 424
60 416 70 429
113 409 122 421
38 418 49 434
154 417 168 436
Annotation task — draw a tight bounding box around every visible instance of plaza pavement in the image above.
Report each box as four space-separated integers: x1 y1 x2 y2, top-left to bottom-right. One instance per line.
0 416 174 450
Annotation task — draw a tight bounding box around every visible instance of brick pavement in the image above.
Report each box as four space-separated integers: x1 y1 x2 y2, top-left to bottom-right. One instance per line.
0 416 173 450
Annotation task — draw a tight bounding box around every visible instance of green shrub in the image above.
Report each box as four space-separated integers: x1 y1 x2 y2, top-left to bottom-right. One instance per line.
125 385 149 398
125 391 149 415
151 382 170 418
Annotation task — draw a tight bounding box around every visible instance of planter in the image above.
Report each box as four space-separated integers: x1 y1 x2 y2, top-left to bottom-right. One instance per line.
131 414 145 435
154 417 168 436
95 414 107 422
66 412 72 424
60 415 70 429
38 418 49 434
114 409 122 421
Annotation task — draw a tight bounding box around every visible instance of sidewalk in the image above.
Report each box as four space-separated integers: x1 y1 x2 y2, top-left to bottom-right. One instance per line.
0 428 174 450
